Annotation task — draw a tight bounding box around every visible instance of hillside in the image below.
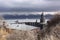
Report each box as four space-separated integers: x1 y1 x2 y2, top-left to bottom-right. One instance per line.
0 23 60 40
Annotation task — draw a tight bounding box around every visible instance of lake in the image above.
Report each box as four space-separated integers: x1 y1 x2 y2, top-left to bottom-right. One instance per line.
4 19 48 30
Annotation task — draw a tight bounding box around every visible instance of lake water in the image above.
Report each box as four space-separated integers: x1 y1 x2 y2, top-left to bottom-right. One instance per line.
4 19 48 30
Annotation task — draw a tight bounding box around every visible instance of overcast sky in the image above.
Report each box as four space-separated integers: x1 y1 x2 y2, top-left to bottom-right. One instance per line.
0 0 60 12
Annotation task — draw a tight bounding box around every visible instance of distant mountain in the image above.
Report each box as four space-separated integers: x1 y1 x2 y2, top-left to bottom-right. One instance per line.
45 14 54 19
3 14 54 19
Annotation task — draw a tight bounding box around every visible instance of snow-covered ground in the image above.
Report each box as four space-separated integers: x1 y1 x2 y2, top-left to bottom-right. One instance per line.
4 19 48 30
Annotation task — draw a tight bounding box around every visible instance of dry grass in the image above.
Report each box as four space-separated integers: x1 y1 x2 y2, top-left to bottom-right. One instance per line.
0 26 60 40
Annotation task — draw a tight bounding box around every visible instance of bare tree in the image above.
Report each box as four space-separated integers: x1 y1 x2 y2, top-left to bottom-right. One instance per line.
47 14 60 27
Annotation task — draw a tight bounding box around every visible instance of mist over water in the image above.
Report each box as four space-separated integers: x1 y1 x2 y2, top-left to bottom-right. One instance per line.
0 12 55 15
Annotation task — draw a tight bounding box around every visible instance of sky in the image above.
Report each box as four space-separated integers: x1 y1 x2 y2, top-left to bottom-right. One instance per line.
0 0 60 12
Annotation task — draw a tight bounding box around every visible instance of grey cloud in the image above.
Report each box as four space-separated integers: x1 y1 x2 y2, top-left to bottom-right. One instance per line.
45 0 60 1
0 0 60 12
